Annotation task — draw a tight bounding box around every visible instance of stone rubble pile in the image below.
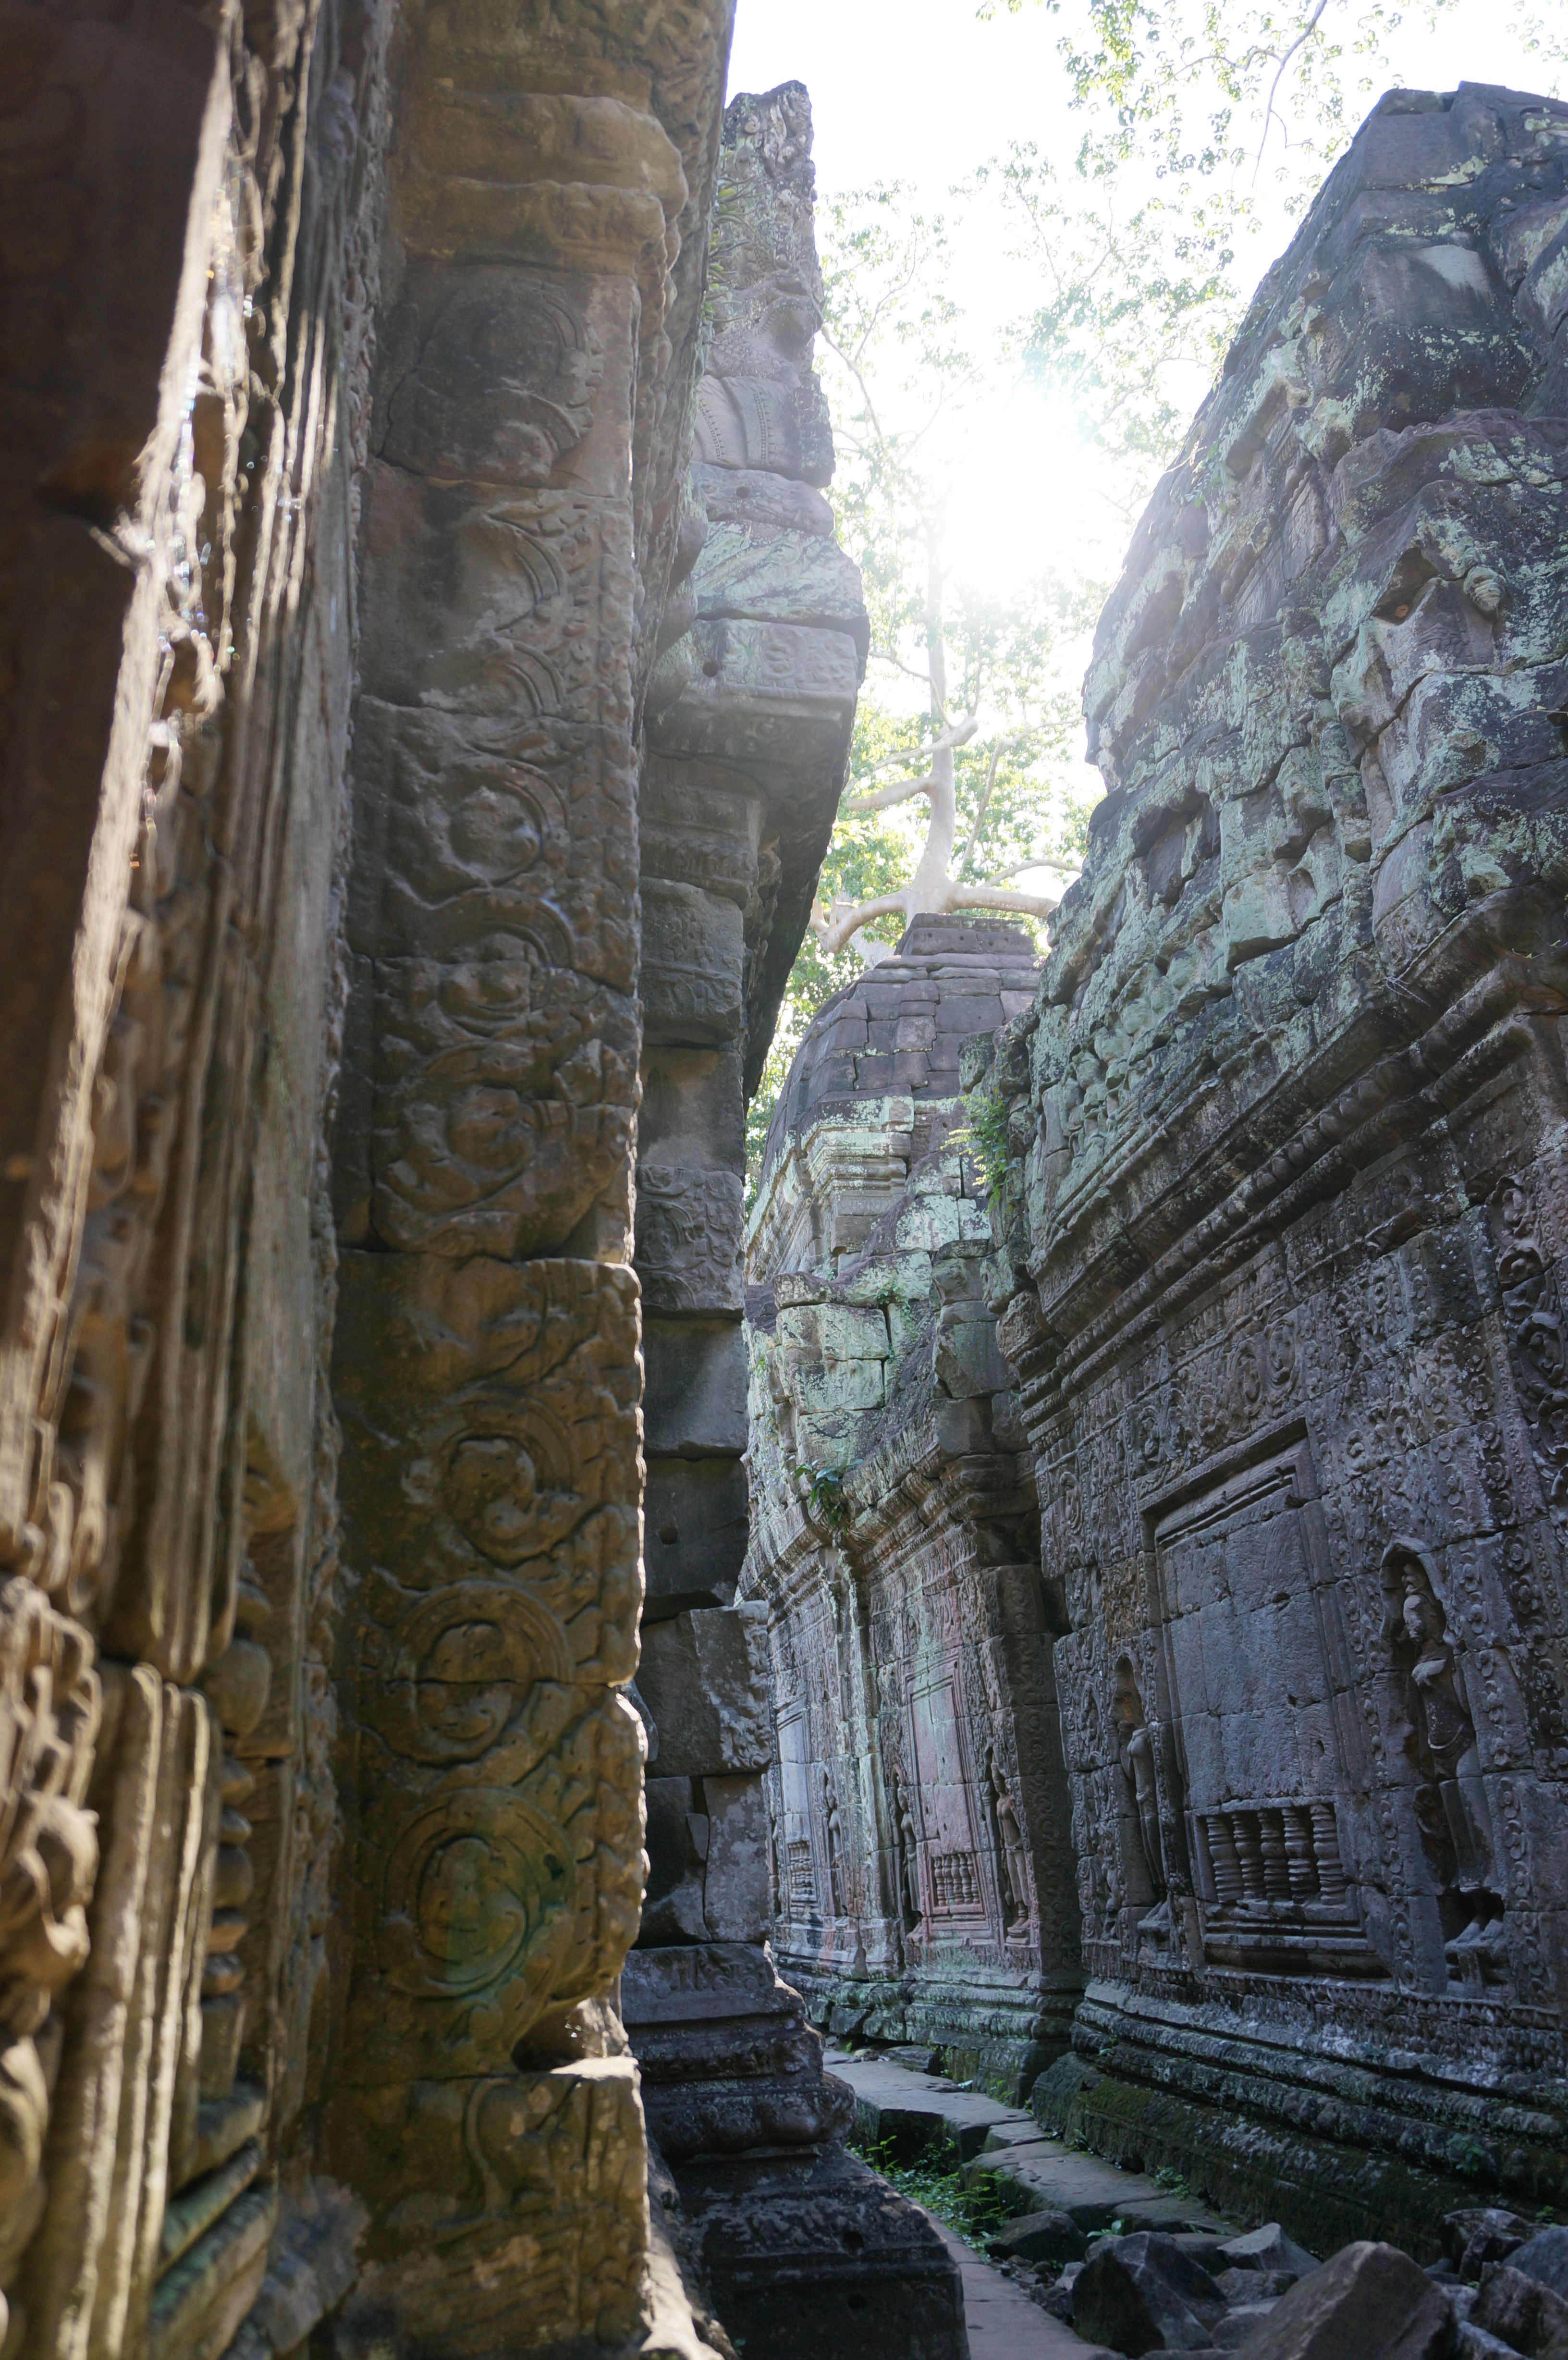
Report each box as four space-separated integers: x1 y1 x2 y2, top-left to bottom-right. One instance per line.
1006 2214 1568 2360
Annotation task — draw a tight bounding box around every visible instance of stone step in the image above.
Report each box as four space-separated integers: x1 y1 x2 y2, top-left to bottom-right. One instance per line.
827 2046 1023 2161
827 2049 1234 2234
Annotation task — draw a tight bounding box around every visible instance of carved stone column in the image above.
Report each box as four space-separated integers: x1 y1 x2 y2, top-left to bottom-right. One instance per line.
324 6 731 2353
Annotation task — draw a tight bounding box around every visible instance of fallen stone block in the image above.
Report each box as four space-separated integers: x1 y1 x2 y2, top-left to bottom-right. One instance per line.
1445 2212 1533 2285
1507 2231 1568 2302
1457 2325 1523 2360
1072 2231 1227 2355
1471 2262 1568 2355
1227 2241 1454 2360
1221 2225 1317 2283
1216 2307 1284 2350
1217 2270 1298 2306
986 2208 1088 2269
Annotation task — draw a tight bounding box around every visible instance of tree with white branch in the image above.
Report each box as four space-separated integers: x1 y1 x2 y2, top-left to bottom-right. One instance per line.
807 191 1087 963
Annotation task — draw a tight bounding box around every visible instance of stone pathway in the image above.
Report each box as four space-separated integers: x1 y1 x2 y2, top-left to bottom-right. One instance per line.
827 2049 1233 2232
927 2219 1115 2360
825 2049 1237 2359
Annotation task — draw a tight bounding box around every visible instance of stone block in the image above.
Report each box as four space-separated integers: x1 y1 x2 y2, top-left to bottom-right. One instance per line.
636 1606 771 1776
694 519 869 661
636 1163 744 1314
640 763 764 908
642 879 745 1045
1471 2263 1568 2354
643 1456 749 1613
934 1315 1013 1401
333 2059 648 2357
364 956 640 1258
678 2147 965 2360
622 1939 799 2027
702 1775 772 1941
1221 2224 1318 2283
1506 2228 1568 2299
1072 2232 1226 2354
346 697 638 987
986 2208 1088 2269
1233 2242 1454 2360
642 1320 748 1455
643 1776 710 1942
639 1042 747 1169
356 469 638 727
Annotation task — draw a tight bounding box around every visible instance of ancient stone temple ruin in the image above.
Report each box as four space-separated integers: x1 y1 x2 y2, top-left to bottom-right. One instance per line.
743 914 1082 2095
744 80 1568 2261
0 5 962 2351
2 0 1568 2349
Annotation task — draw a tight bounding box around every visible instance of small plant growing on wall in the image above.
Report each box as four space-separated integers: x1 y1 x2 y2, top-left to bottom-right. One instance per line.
952 1083 1010 1202
794 1462 850 1531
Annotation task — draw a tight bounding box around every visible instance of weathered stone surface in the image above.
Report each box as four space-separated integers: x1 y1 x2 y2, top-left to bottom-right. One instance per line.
1445 2211 1535 2281
986 2208 1089 2269
1507 2229 1568 2300
644 1458 752 1614
676 2144 965 2360
638 1607 773 1776
1072 2232 1227 2355
320 4 737 2344
1223 2225 1319 2283
1230 2242 1453 2360
742 917 1079 2093
623 96 940 2360
0 0 393 2341
953 80 1568 2250
643 882 747 1045
644 1322 750 1456
1471 2262 1568 2354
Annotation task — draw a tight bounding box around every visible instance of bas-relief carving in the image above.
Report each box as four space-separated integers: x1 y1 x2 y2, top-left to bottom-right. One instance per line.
694 84 833 492
742 923 1081 2088
635 1168 745 1315
0 0 392 2342
323 5 738 2345
974 85 1568 2221
333 1256 645 2084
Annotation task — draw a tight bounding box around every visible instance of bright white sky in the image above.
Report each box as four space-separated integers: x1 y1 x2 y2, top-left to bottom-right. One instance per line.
729 0 1556 599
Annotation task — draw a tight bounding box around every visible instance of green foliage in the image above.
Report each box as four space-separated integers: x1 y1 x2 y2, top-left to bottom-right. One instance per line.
989 147 1238 512
968 0 1559 518
794 1463 850 1531
953 1085 1011 1202
848 2136 1022 2252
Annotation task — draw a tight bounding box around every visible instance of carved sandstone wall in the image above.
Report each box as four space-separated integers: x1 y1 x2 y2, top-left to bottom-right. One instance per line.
625 96 963 2360
742 79 1568 2258
322 6 736 2354
0 0 390 2350
981 83 1568 2249
742 916 1082 2098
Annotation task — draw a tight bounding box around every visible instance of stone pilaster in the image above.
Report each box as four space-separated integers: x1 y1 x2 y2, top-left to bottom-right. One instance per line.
323 6 732 2353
